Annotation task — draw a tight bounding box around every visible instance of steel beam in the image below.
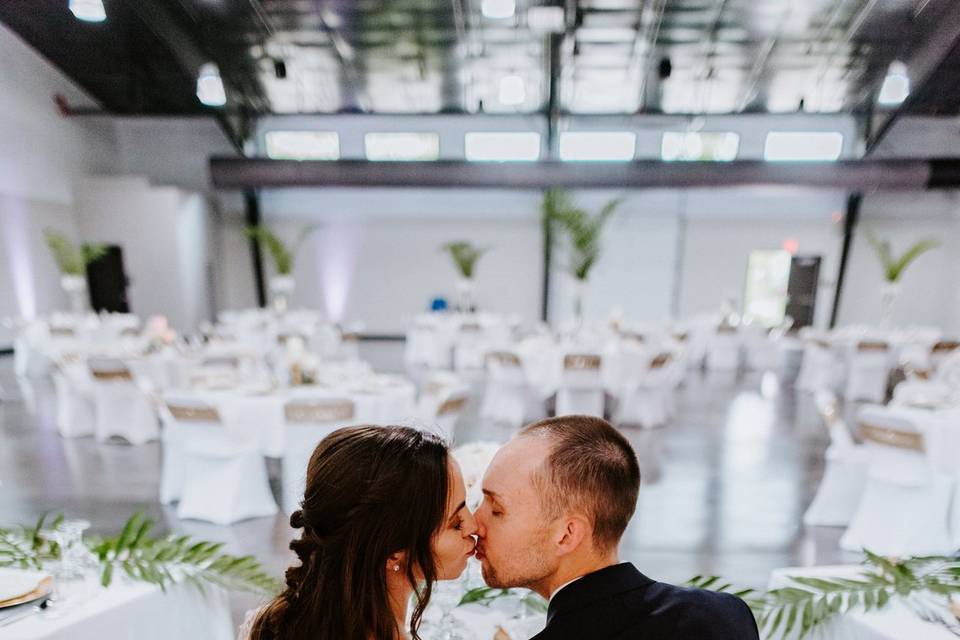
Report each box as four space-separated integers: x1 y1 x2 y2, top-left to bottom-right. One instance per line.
210 157 960 191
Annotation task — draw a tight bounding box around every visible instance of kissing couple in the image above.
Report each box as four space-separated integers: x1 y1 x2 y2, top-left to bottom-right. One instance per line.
242 415 759 639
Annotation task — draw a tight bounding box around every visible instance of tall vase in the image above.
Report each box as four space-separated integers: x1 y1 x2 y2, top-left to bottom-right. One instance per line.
456 277 476 313
573 278 587 325
879 281 900 329
60 274 88 316
270 275 295 315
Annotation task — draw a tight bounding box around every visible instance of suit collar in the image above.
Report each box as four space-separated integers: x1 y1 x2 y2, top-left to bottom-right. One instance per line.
546 563 653 624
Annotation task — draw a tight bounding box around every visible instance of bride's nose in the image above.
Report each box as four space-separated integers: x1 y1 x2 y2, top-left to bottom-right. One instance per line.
462 510 479 537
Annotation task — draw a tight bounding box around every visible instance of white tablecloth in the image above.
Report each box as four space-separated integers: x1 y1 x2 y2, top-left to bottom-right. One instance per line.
173 376 419 457
2 576 232 640
769 566 957 640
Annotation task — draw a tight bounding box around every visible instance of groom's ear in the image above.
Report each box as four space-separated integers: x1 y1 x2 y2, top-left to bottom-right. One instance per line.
555 515 590 555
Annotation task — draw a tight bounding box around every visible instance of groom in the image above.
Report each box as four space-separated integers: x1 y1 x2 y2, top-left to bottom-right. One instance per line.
474 415 759 639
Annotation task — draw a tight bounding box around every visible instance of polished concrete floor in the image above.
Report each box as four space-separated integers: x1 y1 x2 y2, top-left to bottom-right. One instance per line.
0 344 854 623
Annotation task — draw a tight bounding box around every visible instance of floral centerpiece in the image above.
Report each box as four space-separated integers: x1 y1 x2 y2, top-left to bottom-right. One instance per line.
143 315 177 351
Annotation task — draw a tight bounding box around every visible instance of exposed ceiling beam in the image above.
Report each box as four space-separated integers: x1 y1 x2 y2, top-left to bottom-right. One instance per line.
865 0 960 155
210 157 960 191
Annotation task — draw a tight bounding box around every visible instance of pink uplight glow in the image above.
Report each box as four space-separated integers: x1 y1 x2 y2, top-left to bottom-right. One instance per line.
313 223 361 323
1 198 37 319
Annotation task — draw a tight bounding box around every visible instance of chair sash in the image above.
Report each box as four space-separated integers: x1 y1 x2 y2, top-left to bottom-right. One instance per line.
650 353 672 369
50 327 75 337
564 354 601 370
857 341 889 352
932 340 960 353
716 325 737 334
460 322 482 333
90 368 133 381
858 421 924 451
672 332 689 342
488 351 521 367
167 403 222 423
120 327 140 337
438 394 468 416
284 399 355 424
202 355 240 368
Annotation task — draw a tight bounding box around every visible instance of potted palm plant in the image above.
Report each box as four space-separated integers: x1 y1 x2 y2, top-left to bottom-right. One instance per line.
541 190 622 321
864 230 938 328
44 229 107 315
441 241 487 313
244 225 316 313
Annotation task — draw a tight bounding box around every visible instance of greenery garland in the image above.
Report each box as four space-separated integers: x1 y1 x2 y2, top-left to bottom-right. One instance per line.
0 512 279 596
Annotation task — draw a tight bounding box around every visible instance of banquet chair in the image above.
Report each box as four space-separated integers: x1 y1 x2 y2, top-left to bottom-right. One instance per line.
166 398 278 525
426 389 470 444
479 351 543 427
404 323 451 370
930 340 960 372
797 335 841 393
839 408 954 556
281 398 357 514
453 322 488 371
556 354 605 417
802 391 868 527
88 359 159 445
705 325 740 371
52 361 95 438
616 352 675 429
742 325 779 372
844 341 891 403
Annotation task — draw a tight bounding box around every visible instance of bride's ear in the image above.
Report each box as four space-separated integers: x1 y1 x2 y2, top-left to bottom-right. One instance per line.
386 551 406 573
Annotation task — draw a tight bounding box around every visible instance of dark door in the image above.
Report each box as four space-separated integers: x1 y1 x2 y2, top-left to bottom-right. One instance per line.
86 245 130 313
785 255 820 329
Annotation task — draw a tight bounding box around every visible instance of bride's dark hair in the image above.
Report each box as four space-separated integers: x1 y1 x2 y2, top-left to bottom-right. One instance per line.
249 425 450 640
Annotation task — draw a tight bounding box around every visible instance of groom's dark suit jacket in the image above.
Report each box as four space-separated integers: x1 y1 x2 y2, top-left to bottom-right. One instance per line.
532 563 759 640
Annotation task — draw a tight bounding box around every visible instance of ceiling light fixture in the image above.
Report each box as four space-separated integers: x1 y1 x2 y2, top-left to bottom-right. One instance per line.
878 60 910 106
196 63 227 107
499 75 526 105
482 0 515 20
527 6 564 33
69 0 106 22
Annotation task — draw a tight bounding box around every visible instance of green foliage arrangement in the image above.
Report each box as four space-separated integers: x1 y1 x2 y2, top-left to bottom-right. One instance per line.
44 230 107 276
441 241 487 279
541 189 622 281
864 229 939 283
459 585 548 614
0 512 279 596
689 551 960 638
244 225 317 276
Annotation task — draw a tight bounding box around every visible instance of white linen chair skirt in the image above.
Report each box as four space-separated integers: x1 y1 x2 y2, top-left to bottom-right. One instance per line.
480 356 544 427
844 349 890 403
803 444 870 527
705 332 740 371
52 369 95 438
281 413 355 514
91 381 159 445
797 342 841 392
176 440 278 525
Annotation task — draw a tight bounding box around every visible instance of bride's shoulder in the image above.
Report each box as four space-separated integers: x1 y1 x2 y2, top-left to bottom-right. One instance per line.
236 608 261 640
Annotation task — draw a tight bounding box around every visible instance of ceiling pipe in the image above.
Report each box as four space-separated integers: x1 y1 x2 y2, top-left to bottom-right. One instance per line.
209 157 960 191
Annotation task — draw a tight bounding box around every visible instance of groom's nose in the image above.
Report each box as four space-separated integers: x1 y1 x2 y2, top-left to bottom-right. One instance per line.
474 513 486 538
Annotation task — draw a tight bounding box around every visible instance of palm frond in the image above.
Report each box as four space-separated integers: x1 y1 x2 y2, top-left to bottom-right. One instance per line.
44 230 107 275
442 241 488 278
864 228 939 282
2 512 279 596
541 190 622 281
244 226 295 275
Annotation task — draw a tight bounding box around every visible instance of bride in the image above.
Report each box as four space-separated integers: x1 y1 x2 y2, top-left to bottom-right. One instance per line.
242 425 478 640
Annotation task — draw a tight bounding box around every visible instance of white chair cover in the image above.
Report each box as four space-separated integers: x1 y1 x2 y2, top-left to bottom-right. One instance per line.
52 363 95 438
88 360 159 445
479 351 543 427
705 327 740 371
839 407 955 556
802 391 868 527
281 398 357 514
421 387 470 444
615 350 675 429
556 353 605 417
167 397 278 525
844 341 890 403
797 335 841 392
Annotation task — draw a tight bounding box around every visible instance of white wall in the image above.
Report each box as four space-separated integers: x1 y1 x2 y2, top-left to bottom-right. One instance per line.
0 21 108 347
74 176 215 333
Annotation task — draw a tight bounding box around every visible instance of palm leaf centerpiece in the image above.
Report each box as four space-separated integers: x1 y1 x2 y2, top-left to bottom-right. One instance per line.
441 241 487 280
44 229 107 276
865 230 939 284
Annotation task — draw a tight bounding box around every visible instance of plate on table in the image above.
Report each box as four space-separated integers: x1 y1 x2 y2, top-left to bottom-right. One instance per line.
0 569 54 609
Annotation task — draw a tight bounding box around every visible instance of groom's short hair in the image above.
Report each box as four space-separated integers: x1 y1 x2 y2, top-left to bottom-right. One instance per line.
518 415 640 552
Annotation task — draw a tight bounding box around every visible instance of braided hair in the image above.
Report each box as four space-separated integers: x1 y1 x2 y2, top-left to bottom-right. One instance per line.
249 425 449 640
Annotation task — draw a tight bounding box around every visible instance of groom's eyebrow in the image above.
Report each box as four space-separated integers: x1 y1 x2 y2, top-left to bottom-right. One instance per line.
482 489 502 502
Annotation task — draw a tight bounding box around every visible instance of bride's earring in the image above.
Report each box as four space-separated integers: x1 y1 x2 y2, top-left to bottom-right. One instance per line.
393 565 400 572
